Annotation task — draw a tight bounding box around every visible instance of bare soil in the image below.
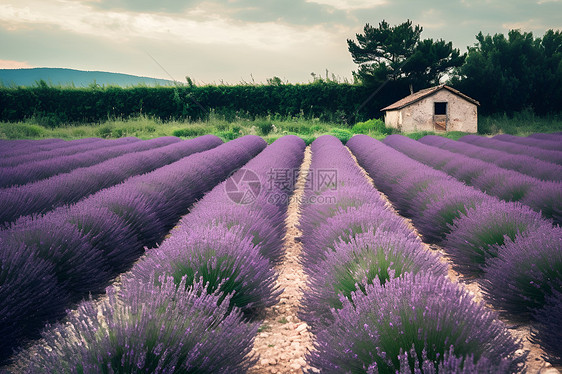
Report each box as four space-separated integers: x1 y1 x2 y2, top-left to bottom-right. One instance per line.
249 146 315 374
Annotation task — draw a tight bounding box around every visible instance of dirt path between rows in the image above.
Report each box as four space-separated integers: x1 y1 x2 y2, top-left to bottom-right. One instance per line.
249 146 315 374
346 147 560 374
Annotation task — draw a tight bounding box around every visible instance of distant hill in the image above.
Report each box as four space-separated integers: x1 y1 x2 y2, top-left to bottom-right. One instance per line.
0 68 175 87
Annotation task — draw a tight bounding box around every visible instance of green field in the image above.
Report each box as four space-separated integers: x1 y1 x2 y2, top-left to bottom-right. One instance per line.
1 111 561 143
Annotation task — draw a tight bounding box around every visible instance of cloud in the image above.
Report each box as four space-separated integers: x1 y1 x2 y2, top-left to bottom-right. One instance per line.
305 0 386 10
0 59 33 69
0 1 338 50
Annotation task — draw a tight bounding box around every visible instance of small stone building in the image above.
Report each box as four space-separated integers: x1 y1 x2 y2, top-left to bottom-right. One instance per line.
381 84 479 133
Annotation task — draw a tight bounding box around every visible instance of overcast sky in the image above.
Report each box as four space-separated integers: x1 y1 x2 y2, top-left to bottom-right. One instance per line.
1 0 560 84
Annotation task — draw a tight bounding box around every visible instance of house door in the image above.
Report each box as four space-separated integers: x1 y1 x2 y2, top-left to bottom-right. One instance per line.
433 102 447 131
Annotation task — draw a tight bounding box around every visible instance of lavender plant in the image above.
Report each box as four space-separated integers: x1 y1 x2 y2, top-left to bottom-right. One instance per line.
0 135 222 225
180 204 285 263
128 225 279 317
308 272 527 373
301 230 447 329
15 278 258 373
481 225 562 319
301 204 417 266
0 214 110 298
0 243 69 363
531 291 562 365
444 200 549 277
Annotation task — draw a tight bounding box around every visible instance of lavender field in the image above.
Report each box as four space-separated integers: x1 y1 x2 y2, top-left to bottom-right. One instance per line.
0 133 560 373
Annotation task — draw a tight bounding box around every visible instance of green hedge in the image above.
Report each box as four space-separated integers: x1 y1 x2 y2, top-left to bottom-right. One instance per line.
0 82 408 126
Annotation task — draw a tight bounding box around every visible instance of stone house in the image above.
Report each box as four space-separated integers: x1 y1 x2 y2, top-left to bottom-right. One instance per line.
381 84 480 132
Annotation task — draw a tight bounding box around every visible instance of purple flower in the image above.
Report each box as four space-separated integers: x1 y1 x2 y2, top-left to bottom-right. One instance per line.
14 278 258 373
302 203 418 266
531 291 562 365
444 200 550 277
482 225 562 320
128 225 280 317
301 230 447 329
308 272 527 373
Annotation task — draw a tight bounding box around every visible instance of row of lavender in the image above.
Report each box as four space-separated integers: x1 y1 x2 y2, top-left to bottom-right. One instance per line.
383 134 561 224
11 136 306 372
299 136 525 372
0 137 183 188
493 133 562 152
0 137 135 168
418 135 562 182
348 135 562 366
0 137 98 159
0 136 224 225
459 134 562 165
0 135 265 364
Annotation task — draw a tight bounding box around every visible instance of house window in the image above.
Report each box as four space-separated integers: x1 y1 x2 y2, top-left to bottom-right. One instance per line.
434 102 447 115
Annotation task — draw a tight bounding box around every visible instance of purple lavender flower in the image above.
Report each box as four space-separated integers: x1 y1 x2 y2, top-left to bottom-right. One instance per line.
61 204 143 273
15 278 258 373
531 291 562 365
460 134 562 165
418 135 562 182
0 137 146 187
180 204 285 263
0 135 222 225
308 272 527 373
522 180 562 224
414 189 487 242
299 187 387 234
444 200 549 277
481 225 562 320
301 230 447 329
494 134 562 152
0 242 70 364
128 224 280 317
0 213 110 298
0 135 266 363
302 204 418 266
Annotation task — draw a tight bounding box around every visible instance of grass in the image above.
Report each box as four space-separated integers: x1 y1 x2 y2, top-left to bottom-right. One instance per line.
0 111 559 142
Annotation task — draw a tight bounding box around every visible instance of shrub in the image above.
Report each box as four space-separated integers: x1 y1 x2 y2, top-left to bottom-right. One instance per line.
172 125 209 137
301 204 417 266
481 225 562 320
301 230 447 329
92 186 164 247
329 128 353 144
531 291 562 365
415 189 487 242
180 204 285 264
62 204 142 273
0 214 110 298
299 187 385 234
15 278 258 373
523 181 562 224
308 272 527 373
444 200 548 277
0 122 45 139
351 118 390 135
215 130 240 141
129 226 279 317
0 244 69 364
254 120 274 135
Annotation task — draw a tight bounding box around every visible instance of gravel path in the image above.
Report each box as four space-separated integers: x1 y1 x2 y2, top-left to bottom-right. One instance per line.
248 146 315 374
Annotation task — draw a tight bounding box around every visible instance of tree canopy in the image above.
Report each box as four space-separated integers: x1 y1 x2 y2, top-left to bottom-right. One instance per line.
452 29 562 114
347 20 465 92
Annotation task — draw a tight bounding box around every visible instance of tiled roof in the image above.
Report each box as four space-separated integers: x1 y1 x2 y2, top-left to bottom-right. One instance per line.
381 84 480 111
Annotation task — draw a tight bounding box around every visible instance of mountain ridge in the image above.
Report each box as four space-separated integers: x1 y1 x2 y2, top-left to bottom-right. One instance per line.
0 67 175 87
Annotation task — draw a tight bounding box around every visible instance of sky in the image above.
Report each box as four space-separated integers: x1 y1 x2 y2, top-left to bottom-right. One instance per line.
1 0 560 84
